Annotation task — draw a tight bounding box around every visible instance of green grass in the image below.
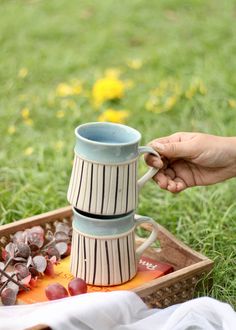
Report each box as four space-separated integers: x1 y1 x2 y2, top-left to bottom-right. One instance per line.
0 0 235 307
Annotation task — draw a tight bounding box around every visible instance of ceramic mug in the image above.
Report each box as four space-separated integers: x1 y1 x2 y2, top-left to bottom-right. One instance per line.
70 208 159 286
67 122 160 216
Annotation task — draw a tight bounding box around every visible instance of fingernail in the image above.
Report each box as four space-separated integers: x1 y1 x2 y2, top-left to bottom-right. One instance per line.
153 142 165 151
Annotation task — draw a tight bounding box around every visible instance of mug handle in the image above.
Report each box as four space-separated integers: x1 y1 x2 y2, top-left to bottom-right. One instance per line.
134 214 158 260
137 146 161 190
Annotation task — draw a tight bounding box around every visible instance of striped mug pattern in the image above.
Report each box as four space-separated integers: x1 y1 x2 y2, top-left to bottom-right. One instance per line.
68 154 137 215
67 151 158 216
70 227 137 286
70 212 159 286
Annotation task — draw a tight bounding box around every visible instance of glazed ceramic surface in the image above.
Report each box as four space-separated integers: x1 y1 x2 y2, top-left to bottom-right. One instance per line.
67 122 160 215
70 208 158 286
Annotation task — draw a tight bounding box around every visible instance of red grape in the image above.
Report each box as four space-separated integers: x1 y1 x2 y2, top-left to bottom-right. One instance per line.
45 283 68 300
68 278 87 296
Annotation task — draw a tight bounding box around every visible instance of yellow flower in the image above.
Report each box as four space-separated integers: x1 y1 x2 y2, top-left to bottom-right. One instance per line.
24 147 34 156
145 97 160 112
126 59 143 70
104 68 121 78
228 99 236 108
21 108 30 119
71 80 82 95
8 125 16 135
145 100 163 113
146 79 181 113
56 81 82 97
185 86 197 99
98 109 129 124
21 107 30 119
54 141 64 151
92 77 125 106
185 78 207 99
24 118 33 126
56 83 73 97
18 67 28 78
20 108 33 126
164 95 178 110
145 101 153 112
56 110 65 118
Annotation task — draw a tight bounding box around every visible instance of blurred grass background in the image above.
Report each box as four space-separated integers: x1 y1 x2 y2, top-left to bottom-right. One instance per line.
0 0 235 306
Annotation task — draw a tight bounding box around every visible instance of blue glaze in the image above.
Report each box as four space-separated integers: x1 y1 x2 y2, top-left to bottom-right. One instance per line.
72 208 135 236
74 122 141 163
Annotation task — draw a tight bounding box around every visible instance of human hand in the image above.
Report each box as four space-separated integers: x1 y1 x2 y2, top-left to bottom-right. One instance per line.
145 132 236 193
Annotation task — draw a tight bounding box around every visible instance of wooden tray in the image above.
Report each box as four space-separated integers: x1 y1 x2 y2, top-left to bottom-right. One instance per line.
0 206 213 310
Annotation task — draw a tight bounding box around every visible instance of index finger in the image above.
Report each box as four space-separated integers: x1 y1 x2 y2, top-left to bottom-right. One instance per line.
148 132 196 147
144 154 164 169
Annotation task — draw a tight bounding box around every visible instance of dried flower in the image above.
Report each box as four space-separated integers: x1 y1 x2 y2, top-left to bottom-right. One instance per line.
0 223 72 305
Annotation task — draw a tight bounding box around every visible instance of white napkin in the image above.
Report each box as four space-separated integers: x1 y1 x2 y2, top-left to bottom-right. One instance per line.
0 291 235 330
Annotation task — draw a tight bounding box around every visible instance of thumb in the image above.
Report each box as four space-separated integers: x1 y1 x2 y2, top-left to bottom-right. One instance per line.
153 141 191 159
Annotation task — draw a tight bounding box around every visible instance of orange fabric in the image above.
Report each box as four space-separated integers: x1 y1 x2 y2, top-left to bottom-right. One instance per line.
18 256 173 304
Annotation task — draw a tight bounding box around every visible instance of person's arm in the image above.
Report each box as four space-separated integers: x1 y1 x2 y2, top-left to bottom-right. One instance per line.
145 132 236 193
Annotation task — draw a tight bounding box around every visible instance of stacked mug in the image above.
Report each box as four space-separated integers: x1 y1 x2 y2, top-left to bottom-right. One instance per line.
67 122 160 286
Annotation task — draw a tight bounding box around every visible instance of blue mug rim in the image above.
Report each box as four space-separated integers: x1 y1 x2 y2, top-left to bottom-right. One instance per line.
75 122 141 147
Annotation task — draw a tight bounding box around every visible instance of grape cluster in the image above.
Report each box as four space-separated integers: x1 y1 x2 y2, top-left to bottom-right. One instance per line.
0 222 72 305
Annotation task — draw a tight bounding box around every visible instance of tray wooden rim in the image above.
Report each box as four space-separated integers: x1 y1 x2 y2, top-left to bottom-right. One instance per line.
0 206 214 296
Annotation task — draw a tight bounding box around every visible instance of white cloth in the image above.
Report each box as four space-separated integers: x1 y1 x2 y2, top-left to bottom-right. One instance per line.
0 291 235 330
